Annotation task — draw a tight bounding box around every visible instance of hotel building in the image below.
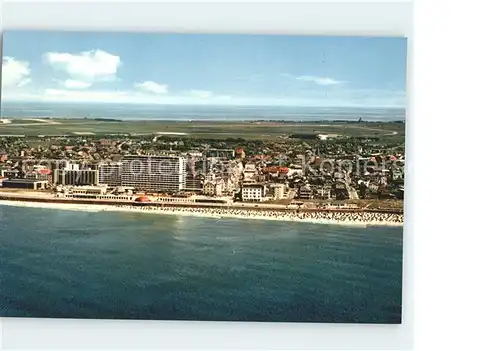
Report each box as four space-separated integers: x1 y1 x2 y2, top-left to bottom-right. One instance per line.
121 155 186 193
53 169 100 186
98 162 123 186
241 183 267 202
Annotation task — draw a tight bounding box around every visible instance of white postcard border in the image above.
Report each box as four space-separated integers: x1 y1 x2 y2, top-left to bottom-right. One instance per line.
0 1 413 350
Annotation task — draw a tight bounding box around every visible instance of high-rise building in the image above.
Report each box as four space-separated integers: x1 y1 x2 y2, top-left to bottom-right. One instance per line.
270 183 287 200
185 173 204 192
98 162 123 186
53 169 99 186
121 155 186 193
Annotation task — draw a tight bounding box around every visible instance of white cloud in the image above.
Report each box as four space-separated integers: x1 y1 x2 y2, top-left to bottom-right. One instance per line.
187 90 232 100
134 81 168 94
189 90 215 99
3 88 232 105
43 49 121 86
58 79 92 89
296 75 342 86
2 57 31 88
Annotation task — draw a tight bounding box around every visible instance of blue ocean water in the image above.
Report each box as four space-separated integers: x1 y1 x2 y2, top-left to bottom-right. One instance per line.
0 205 403 323
1 102 406 121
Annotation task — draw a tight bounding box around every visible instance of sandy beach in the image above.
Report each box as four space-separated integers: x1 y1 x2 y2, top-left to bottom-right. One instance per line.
0 200 403 227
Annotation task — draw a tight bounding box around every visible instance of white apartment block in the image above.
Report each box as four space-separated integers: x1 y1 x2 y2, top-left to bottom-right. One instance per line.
242 183 267 202
222 177 237 194
98 162 123 186
243 163 258 183
121 155 186 193
270 183 287 200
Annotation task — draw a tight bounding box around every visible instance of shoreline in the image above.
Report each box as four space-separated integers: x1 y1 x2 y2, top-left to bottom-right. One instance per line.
0 200 403 227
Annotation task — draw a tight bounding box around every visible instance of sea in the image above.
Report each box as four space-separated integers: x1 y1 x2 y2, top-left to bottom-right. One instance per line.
0 205 403 323
1 102 406 121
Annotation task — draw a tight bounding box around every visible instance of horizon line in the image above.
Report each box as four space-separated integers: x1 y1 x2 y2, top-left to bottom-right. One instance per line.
1 100 407 110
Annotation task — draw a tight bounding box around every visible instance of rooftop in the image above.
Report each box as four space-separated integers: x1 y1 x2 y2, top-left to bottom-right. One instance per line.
2 179 48 184
242 183 266 188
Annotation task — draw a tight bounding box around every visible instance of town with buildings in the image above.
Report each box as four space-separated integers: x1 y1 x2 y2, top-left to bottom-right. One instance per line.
0 131 405 212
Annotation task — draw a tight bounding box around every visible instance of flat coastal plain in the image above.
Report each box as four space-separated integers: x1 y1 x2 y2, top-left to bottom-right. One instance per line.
0 119 405 140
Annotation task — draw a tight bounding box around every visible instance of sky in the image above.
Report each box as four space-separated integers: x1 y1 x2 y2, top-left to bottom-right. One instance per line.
1 31 407 107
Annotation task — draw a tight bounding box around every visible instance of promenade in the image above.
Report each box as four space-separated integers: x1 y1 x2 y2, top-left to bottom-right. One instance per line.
113 204 404 226
0 191 404 226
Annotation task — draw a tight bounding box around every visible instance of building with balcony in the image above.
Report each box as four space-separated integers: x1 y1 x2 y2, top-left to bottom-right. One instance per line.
121 155 186 193
53 169 99 186
98 162 123 186
242 183 267 202
269 183 287 200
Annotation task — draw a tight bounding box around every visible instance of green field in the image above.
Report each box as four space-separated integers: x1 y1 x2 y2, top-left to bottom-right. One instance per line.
0 119 405 140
